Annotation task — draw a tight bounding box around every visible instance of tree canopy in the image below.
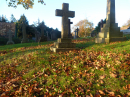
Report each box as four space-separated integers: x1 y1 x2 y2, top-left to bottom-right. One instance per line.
6 0 45 9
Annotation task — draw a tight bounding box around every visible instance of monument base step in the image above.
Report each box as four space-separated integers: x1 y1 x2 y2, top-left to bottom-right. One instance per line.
21 38 29 43
50 47 80 53
57 38 72 43
7 41 14 45
54 42 76 48
95 37 127 43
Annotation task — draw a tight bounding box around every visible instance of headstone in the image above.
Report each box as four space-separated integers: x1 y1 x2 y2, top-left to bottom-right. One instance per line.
50 3 79 52
21 21 29 43
76 28 79 38
35 29 41 42
68 19 73 38
74 28 79 38
39 22 47 42
46 31 50 41
51 30 57 40
99 19 104 32
74 29 77 39
95 0 126 43
6 30 14 45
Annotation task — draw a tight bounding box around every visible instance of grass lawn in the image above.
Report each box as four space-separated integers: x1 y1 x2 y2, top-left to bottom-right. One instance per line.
0 35 130 97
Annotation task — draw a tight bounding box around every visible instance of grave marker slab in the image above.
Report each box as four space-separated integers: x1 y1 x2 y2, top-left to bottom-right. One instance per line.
95 0 126 43
6 30 14 45
68 19 73 38
50 3 79 52
46 31 50 41
21 21 29 43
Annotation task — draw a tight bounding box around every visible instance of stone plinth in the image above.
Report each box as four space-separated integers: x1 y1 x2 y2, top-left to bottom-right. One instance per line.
50 38 79 52
95 0 126 43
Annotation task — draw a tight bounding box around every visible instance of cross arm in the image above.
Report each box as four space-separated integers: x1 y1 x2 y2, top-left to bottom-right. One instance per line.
56 9 63 16
68 11 75 18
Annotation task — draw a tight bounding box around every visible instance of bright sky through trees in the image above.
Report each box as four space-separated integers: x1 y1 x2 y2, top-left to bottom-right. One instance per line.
0 0 130 31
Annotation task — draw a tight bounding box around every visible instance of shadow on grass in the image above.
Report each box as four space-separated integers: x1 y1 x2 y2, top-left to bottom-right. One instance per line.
0 47 49 63
0 41 55 51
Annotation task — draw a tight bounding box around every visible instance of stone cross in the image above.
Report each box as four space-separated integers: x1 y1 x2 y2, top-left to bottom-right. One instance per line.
7 30 14 45
68 19 73 36
76 28 79 37
56 3 75 38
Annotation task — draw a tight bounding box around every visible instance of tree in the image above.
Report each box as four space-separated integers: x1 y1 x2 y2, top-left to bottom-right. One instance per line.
0 15 9 22
6 0 45 9
73 18 94 37
122 18 130 28
17 14 29 39
10 14 17 23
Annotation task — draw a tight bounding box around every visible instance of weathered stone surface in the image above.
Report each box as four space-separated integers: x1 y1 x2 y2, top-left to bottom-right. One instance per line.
46 31 51 41
56 3 75 38
74 28 79 39
39 22 47 42
21 21 29 43
35 29 41 42
50 3 79 53
95 0 126 43
6 30 14 45
51 30 57 40
68 19 73 38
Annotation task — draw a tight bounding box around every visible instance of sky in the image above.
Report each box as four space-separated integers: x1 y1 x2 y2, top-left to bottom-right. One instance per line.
0 0 130 32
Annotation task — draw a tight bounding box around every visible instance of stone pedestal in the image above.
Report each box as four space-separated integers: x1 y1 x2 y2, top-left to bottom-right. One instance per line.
21 38 29 43
39 35 47 42
95 0 126 43
95 23 126 43
50 38 79 52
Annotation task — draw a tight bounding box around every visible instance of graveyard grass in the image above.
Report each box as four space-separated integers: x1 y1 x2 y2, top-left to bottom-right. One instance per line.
0 35 130 96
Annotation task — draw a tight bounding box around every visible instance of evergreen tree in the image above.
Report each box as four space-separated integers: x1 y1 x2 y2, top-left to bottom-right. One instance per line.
17 14 29 39
0 15 8 22
10 14 17 23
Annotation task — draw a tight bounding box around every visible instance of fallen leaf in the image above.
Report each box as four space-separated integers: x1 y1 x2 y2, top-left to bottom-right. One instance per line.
98 90 105 95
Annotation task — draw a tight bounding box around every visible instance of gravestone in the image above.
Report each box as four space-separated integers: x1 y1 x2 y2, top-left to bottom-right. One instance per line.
46 31 50 41
39 22 47 42
74 29 77 39
76 28 79 38
74 28 79 38
21 21 29 43
6 30 14 45
99 19 104 32
68 19 73 38
35 29 41 42
51 30 57 40
50 3 79 52
95 0 126 43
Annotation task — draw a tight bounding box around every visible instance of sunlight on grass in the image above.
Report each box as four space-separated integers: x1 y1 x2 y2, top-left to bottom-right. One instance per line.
0 36 130 96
